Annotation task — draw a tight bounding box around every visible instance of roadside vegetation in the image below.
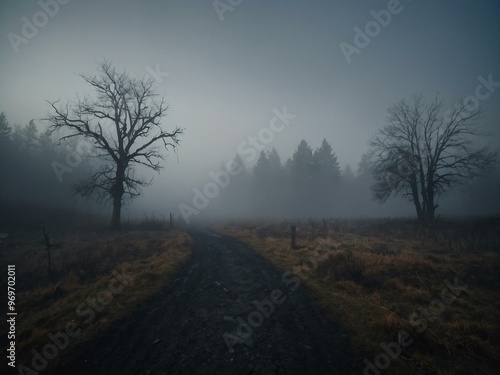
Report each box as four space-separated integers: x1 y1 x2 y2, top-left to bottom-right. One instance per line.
217 217 500 374
0 203 193 372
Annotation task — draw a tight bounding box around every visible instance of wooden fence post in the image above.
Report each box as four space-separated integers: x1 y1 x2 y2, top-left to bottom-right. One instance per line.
41 226 52 280
41 226 61 281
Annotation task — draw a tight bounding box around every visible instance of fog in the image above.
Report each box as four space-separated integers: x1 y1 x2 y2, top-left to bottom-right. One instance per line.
1 0 499 225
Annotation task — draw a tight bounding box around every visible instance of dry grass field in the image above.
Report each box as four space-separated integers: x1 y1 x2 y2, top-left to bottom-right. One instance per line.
0 214 193 371
217 217 500 374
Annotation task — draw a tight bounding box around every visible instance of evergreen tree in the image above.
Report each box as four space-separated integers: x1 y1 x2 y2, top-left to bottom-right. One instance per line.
267 148 287 215
12 120 38 152
252 151 271 215
253 150 270 182
291 140 313 184
312 138 340 185
0 112 11 138
267 148 282 174
288 140 316 215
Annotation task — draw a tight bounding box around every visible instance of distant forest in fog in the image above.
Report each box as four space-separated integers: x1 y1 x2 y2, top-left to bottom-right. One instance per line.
0 112 102 215
200 139 500 221
1 110 499 223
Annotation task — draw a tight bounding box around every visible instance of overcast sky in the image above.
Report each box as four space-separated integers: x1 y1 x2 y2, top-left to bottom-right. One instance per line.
1 0 499 216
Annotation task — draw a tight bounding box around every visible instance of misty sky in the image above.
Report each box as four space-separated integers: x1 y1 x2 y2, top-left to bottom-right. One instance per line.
1 0 499 217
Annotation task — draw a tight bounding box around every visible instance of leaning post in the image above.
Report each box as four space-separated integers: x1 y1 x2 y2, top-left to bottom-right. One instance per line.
41 225 52 280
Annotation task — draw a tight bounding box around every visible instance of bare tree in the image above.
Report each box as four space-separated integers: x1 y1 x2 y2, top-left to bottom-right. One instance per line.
369 94 496 223
46 61 183 229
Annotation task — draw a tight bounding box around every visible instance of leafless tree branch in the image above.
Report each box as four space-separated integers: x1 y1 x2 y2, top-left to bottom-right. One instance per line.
44 60 183 228
369 94 496 222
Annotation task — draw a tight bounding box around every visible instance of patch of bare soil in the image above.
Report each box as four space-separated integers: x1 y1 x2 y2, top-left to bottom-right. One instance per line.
48 228 363 374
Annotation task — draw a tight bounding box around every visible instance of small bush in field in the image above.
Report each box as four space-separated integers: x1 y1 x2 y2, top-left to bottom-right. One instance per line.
316 249 364 282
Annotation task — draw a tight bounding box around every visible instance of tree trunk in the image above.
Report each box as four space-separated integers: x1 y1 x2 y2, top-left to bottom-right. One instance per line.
111 193 122 230
423 179 435 224
110 165 125 230
409 175 424 221
424 200 435 223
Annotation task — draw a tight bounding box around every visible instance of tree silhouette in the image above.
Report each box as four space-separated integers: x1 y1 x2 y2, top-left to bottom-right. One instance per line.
369 94 496 222
267 148 283 177
12 120 38 152
0 112 11 138
46 61 183 229
253 150 270 183
290 140 314 184
312 138 340 186
251 148 286 216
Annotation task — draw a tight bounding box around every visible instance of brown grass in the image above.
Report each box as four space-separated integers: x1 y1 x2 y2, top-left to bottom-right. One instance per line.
2 228 192 371
216 218 500 375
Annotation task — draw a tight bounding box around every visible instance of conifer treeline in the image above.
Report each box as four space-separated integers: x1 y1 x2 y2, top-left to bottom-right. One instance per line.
213 138 376 218
0 112 96 211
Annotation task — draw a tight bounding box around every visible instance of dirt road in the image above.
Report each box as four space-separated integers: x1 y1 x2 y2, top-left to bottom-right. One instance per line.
49 228 362 374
